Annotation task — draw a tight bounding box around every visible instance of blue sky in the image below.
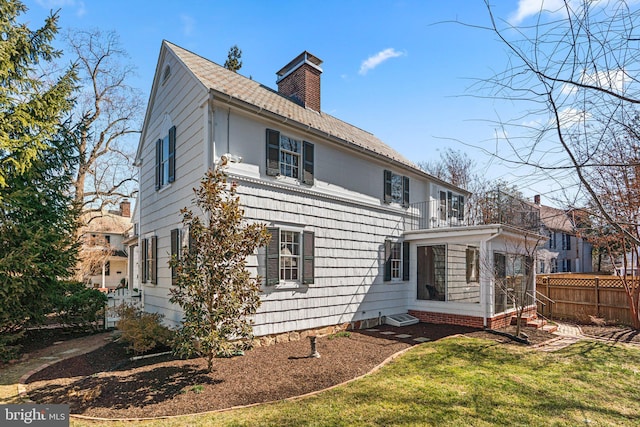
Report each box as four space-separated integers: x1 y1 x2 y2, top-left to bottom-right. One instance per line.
22 0 572 206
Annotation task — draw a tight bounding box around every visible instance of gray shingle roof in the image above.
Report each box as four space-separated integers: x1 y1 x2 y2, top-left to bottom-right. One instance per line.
165 41 420 172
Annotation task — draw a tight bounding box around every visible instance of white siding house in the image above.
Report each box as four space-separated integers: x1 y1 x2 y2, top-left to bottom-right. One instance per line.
135 41 541 336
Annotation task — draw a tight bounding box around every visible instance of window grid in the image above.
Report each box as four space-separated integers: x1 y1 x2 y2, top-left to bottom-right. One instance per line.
390 242 402 279
280 230 300 281
280 135 301 178
161 134 170 186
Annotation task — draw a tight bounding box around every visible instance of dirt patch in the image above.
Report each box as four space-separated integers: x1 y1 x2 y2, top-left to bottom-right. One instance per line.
24 323 555 419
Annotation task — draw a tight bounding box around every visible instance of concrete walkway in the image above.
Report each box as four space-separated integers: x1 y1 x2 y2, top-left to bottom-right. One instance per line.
0 332 114 404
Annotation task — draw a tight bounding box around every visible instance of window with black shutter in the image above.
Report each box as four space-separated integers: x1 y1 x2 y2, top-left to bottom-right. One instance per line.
150 236 157 284
302 231 315 284
383 170 409 206
384 240 408 281
266 227 280 285
266 129 280 176
141 238 148 283
171 228 180 284
156 126 176 190
303 141 314 185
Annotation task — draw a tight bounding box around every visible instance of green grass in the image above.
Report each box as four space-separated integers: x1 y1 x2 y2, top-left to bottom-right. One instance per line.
71 337 640 426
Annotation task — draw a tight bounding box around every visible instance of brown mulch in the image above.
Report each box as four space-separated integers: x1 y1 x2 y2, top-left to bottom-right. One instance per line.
579 325 640 344
24 323 555 419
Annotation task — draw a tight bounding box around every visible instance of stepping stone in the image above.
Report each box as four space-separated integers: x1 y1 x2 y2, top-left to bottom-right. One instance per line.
366 329 380 332
395 334 412 339
61 348 80 355
413 337 431 343
40 356 58 360
379 331 396 335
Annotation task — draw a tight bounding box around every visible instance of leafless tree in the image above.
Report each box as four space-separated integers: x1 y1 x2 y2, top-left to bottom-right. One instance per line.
477 0 640 328
65 29 142 217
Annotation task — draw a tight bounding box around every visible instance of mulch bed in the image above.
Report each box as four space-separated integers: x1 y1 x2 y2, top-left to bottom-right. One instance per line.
24 323 555 419
580 325 640 344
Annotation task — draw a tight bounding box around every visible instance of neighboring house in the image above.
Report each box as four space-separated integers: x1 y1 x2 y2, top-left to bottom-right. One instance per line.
534 195 593 274
79 201 133 290
135 41 542 337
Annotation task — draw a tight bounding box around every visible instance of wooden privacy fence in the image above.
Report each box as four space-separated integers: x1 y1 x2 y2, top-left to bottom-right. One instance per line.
536 274 634 326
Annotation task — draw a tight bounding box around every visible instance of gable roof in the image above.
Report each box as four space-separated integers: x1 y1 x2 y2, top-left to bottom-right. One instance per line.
539 205 574 233
136 41 469 194
165 41 418 167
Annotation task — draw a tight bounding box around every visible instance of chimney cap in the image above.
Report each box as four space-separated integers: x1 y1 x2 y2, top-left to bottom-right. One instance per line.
276 51 323 83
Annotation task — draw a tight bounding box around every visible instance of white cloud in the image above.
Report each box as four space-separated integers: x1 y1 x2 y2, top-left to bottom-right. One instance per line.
180 14 195 37
36 0 85 17
509 0 569 24
556 107 589 128
561 68 628 95
358 48 405 75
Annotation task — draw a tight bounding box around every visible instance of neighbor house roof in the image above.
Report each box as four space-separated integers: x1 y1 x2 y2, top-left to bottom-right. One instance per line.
539 205 574 233
154 41 466 194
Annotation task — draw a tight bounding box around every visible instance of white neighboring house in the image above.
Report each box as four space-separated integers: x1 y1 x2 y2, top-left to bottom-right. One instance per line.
135 41 542 336
534 195 593 274
80 201 133 290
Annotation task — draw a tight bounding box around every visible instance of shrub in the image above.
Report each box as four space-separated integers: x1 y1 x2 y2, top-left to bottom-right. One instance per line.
53 281 108 331
116 305 173 355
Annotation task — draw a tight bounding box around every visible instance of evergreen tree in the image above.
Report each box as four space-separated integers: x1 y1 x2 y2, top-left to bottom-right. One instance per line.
170 167 269 372
0 0 79 359
224 45 243 72
0 0 77 189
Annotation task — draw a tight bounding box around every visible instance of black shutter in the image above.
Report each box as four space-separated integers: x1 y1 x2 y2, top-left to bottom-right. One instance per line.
447 191 453 218
266 227 280 285
384 240 391 281
150 236 157 284
266 129 280 176
155 139 162 190
302 231 314 284
171 228 179 284
303 141 314 185
402 176 410 207
402 241 410 281
141 238 148 283
383 170 392 203
168 126 176 183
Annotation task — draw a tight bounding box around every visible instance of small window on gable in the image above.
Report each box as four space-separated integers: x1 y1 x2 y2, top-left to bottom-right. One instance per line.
156 126 176 190
383 170 409 207
162 65 171 84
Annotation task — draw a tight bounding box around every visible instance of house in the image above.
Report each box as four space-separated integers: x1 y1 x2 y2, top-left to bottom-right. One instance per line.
533 195 593 274
135 41 542 338
79 201 133 290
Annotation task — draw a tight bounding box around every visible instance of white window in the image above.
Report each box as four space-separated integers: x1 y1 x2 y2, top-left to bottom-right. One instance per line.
390 242 402 279
279 135 301 179
280 230 300 281
466 247 479 283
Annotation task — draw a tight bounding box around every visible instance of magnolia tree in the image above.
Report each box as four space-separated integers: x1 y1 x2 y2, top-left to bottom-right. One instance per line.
169 167 269 372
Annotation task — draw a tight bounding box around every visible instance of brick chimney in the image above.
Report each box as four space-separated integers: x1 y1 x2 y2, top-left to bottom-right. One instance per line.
120 200 131 218
276 51 323 112
534 195 541 205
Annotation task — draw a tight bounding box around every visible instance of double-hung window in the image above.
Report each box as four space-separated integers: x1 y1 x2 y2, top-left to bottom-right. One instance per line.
266 129 314 185
383 170 409 207
384 240 410 281
266 228 314 285
562 233 571 250
155 126 176 190
141 236 157 284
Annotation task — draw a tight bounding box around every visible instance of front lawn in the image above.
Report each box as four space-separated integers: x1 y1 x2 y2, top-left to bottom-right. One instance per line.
73 337 640 426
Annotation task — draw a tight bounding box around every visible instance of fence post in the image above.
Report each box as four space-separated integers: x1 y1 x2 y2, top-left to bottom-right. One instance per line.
595 277 600 317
